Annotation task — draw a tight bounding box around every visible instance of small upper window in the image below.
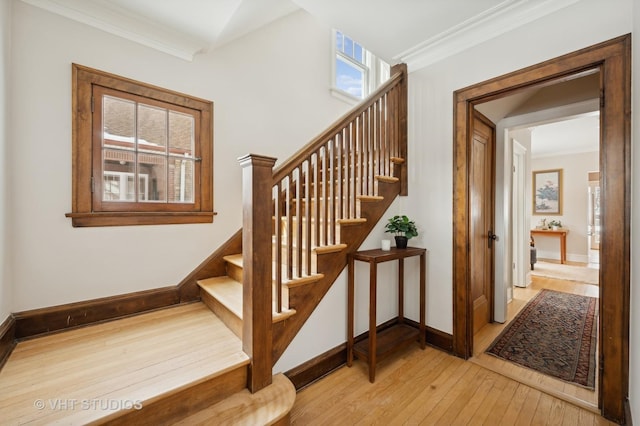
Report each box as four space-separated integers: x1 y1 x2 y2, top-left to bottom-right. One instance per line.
67 64 214 227
332 30 390 102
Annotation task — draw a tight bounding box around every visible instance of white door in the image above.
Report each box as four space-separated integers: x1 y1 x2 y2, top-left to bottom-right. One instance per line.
512 140 528 288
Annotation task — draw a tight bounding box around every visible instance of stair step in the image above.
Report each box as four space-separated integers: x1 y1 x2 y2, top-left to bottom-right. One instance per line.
357 195 384 202
0 303 251 425
337 218 367 226
174 373 295 425
375 174 399 183
198 276 297 339
314 243 348 255
228 250 332 282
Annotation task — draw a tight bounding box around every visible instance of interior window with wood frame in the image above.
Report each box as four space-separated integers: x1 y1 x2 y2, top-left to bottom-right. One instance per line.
67 64 214 227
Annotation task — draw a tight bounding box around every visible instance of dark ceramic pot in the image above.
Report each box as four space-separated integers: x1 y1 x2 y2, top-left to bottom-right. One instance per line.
395 236 408 249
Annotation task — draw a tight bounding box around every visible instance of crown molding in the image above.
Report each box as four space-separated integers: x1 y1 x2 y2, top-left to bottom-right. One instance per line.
20 0 208 61
396 0 581 72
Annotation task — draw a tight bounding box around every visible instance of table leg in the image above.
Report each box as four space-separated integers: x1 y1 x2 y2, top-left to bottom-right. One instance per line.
560 233 567 264
369 261 377 383
347 256 355 367
419 252 426 349
398 258 404 323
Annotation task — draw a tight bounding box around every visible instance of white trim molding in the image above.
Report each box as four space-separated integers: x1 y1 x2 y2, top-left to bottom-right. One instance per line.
20 0 208 61
396 0 581 72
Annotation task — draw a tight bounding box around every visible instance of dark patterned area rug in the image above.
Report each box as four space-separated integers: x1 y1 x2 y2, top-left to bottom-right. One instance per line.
486 289 598 388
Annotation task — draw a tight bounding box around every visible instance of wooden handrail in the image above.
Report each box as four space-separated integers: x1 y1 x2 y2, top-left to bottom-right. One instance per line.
269 64 407 307
240 63 407 385
273 68 405 183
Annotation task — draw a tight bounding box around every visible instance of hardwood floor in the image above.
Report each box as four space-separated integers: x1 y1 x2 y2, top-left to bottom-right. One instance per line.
0 302 249 424
290 262 611 425
290 344 613 425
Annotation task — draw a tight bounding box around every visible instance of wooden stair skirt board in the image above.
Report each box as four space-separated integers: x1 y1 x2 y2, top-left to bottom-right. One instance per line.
0 302 296 425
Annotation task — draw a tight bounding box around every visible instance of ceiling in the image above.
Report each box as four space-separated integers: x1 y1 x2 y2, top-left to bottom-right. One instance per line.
529 114 599 158
21 0 596 157
21 0 581 65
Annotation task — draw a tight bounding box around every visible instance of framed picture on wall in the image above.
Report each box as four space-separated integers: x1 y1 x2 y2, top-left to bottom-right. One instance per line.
533 169 562 215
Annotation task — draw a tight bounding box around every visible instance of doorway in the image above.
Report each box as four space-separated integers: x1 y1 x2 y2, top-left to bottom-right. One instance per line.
452 35 630 423
474 115 602 409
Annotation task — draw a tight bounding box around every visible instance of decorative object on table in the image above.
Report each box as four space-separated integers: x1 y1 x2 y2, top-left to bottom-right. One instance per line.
384 215 418 249
486 289 598 388
548 219 562 230
381 239 391 251
533 169 563 215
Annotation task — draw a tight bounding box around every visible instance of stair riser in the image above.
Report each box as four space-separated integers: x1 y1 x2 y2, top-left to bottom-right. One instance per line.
104 366 248 425
201 290 243 339
226 261 243 284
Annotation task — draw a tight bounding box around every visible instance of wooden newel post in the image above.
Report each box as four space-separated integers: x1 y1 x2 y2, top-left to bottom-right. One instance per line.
238 153 277 393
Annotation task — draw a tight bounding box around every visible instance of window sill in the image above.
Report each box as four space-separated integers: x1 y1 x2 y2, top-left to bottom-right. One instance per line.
65 211 215 227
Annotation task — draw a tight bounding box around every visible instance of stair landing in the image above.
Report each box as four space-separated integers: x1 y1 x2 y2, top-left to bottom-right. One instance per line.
0 302 250 425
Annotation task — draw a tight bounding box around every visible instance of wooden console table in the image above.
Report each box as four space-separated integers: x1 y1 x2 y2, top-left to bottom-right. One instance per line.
530 228 569 264
347 247 426 383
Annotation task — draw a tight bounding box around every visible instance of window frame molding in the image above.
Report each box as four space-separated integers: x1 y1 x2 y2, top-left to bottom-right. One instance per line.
331 30 389 103
66 63 214 227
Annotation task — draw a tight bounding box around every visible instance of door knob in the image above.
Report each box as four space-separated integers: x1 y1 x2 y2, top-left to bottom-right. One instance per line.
488 230 499 248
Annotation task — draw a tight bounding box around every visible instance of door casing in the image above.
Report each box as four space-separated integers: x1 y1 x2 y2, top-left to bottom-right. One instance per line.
452 35 630 423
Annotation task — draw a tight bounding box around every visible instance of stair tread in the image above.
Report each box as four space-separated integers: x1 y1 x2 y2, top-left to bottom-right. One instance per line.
198 276 244 318
174 373 296 425
357 195 384 202
0 302 249 424
198 276 297 321
223 254 327 284
375 175 400 183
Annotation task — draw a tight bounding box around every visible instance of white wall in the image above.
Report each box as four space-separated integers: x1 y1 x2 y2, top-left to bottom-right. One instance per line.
6 4 640 414
407 0 631 336
9 3 349 311
531 151 598 262
0 0 12 322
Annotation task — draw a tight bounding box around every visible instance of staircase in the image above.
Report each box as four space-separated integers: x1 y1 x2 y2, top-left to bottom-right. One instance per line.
0 64 407 424
194 63 408 392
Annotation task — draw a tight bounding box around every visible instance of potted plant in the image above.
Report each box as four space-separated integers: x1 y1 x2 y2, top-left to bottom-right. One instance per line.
548 219 562 230
384 215 419 249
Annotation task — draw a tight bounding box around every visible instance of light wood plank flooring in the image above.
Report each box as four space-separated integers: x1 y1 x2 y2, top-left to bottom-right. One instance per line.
290 262 610 425
290 344 613 425
0 302 249 425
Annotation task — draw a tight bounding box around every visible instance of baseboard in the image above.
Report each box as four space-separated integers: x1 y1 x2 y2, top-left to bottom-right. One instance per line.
13 286 184 339
404 318 454 352
285 343 347 390
285 318 453 390
0 315 16 369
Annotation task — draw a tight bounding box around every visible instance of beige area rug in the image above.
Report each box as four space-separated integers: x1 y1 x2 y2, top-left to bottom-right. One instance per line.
531 261 599 285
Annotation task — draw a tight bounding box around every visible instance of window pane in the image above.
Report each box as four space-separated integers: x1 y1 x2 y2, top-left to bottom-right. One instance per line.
336 31 343 52
103 96 135 151
354 43 363 63
138 104 167 154
344 36 353 57
103 154 135 202
169 111 195 157
336 57 364 99
139 154 167 202
169 158 194 203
